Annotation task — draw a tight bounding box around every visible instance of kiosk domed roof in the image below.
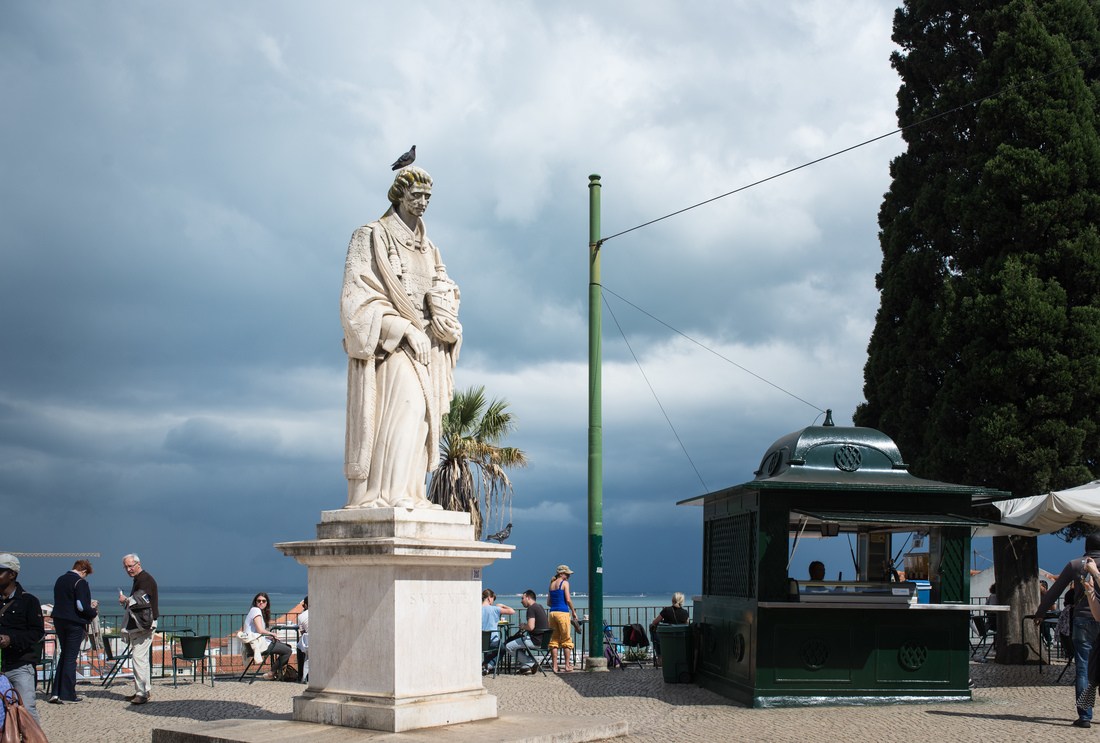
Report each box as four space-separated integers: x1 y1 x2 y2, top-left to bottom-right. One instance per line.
755 422 905 481
747 412 1006 498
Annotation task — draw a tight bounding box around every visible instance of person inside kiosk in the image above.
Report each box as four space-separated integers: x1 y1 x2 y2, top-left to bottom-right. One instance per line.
790 513 938 604
808 561 825 581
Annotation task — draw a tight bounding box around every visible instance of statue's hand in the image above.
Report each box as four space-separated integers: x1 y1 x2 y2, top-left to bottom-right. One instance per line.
431 316 462 344
404 326 431 365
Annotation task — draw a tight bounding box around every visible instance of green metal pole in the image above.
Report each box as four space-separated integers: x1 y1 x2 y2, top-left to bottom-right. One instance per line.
587 174 604 665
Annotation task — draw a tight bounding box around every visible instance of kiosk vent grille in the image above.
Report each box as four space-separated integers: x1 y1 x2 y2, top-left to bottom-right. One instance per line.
704 512 756 597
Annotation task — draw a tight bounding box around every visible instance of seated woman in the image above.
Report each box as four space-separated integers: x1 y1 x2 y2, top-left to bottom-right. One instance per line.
481 588 516 674
242 592 293 680
649 592 689 665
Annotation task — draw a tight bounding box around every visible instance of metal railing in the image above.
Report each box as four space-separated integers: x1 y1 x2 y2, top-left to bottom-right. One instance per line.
58 612 305 683
57 607 684 682
598 606 693 632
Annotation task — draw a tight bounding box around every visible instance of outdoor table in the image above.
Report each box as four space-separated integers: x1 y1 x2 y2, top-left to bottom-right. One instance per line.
270 623 300 645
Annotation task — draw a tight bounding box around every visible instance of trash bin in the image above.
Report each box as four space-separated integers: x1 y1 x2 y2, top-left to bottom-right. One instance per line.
657 624 694 683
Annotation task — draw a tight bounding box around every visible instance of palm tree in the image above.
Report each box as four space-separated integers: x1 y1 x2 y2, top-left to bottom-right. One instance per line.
429 385 527 539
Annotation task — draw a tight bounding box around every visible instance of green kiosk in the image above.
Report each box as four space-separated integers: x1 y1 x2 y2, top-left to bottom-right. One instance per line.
681 414 1014 707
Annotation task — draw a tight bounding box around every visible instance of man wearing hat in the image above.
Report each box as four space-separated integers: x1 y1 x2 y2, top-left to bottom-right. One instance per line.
0 553 45 722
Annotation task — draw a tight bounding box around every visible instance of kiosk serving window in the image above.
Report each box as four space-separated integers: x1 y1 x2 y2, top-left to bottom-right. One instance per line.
788 509 990 601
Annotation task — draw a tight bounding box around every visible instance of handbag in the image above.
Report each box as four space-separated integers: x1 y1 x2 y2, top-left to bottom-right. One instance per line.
2 686 49 743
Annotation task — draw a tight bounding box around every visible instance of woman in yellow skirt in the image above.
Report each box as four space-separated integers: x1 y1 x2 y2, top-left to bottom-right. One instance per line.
547 564 578 672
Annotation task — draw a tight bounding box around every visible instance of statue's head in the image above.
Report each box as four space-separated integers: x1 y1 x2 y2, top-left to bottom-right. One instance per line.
388 166 433 207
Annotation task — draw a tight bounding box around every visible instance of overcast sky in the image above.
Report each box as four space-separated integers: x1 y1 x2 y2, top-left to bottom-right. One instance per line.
0 1 1084 597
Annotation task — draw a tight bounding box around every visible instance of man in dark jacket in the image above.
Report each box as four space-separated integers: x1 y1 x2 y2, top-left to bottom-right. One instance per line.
0 553 44 722
118 553 158 705
1037 533 1100 728
49 559 98 703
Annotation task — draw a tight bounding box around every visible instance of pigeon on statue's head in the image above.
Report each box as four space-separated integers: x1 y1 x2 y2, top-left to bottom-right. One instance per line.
485 523 512 543
391 145 416 171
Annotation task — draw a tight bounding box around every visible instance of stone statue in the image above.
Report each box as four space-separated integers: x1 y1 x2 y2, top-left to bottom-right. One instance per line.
341 166 461 509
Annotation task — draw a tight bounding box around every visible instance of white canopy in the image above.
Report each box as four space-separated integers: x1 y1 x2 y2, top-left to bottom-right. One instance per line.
977 480 1100 536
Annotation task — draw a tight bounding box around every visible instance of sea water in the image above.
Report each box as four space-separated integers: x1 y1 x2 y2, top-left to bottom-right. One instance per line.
26 586 307 619
26 586 688 619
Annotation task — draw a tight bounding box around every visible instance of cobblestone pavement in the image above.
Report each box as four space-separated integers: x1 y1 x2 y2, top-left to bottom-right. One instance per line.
32 662 1096 743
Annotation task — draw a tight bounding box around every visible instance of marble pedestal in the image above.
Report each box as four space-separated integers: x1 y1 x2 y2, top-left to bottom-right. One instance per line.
275 508 513 733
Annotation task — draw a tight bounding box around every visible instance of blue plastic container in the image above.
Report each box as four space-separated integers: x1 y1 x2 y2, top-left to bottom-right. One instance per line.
914 580 931 604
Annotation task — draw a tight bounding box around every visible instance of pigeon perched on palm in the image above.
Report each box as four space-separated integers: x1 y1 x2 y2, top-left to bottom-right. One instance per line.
391 145 416 171
485 523 512 543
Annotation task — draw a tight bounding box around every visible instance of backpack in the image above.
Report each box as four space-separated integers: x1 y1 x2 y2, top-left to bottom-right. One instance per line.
1 685 49 743
625 623 649 647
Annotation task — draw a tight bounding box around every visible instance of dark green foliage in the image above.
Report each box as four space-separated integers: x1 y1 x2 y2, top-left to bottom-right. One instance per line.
857 0 1100 500
428 385 527 539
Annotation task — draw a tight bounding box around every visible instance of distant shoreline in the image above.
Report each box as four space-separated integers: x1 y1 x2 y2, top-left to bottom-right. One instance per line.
23 585 692 618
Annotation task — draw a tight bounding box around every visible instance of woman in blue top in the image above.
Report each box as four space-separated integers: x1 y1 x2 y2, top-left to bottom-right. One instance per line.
480 588 515 674
547 564 578 672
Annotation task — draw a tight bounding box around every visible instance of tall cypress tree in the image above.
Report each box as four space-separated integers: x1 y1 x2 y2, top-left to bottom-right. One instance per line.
856 0 1100 661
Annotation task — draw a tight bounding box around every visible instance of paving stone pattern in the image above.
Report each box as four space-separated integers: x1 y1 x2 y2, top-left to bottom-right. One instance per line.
33 662 1094 743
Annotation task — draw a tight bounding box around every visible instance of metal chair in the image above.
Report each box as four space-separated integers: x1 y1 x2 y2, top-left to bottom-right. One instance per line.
1057 632 1076 683
35 640 56 691
970 615 996 659
482 630 506 678
603 625 625 669
238 638 273 683
172 635 213 687
100 636 133 687
619 623 654 668
518 629 552 676
296 636 308 684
